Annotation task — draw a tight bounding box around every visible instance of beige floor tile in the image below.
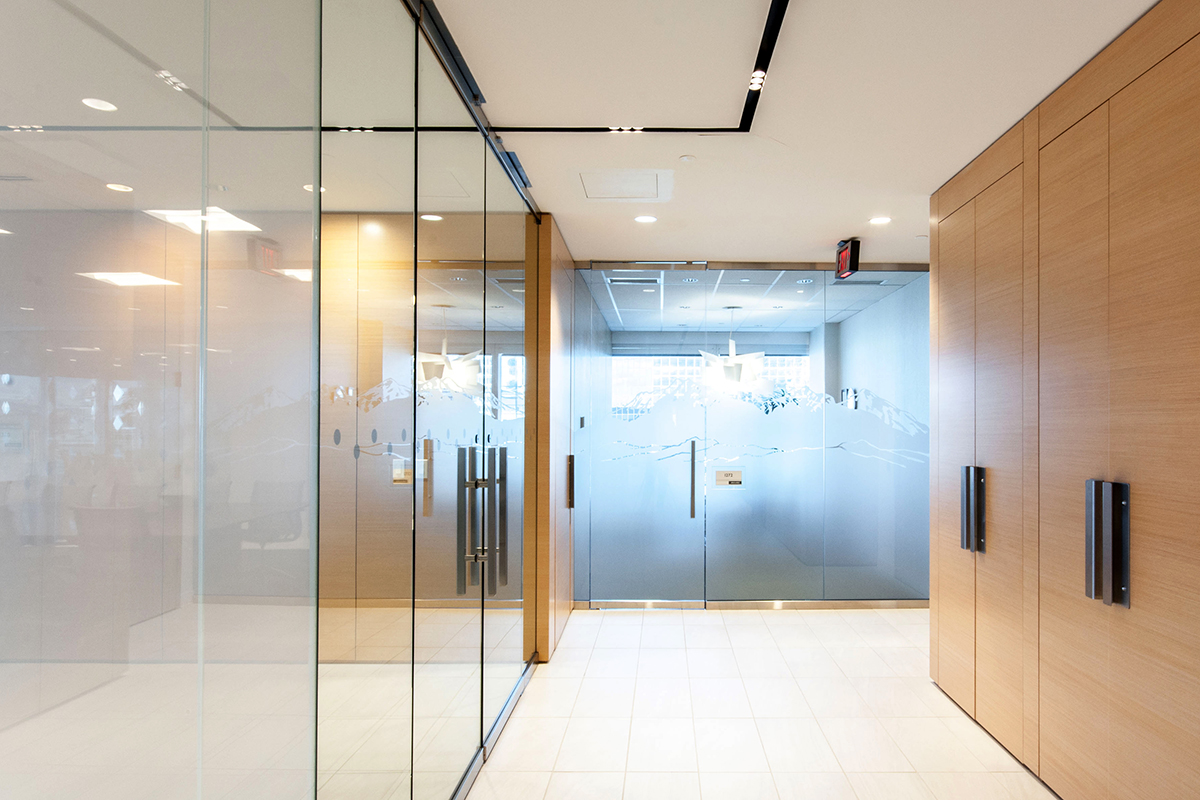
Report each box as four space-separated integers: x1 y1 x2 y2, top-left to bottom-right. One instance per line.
637 648 690 678
583 649 639 680
484 717 568 772
919 772 1014 800
512 679 581 718
465 770 552 800
686 649 740 679
684 627 732 649
699 772 778 799
689 679 752 718
781 648 843 678
725 626 777 649
640 626 687 648
742 678 812 719
818 718 913 772
769 626 822 649
557 626 600 649
554 718 630 772
318 771 405 800
826 647 896 678
992 771 1059 799
641 610 684 626
794 677 873 718
623 771 701 800
626 718 697 772
939 717 1025 771
544 770 625 799
849 677 938 718
874 647 931 677
878 717 987 772
734 648 792 678
534 649 592 679
773 772 857 800
600 611 644 626
902 679 967 717
755 718 841 772
693 719 769 773
846 772 936 800
594 626 642 649
572 679 636 719
632 678 693 719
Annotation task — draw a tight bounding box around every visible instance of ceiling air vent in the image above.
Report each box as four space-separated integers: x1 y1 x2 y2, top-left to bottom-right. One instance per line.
607 277 661 286
0 175 34 181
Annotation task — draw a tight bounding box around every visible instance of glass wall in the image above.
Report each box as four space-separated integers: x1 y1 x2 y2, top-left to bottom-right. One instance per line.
576 266 930 604
317 4 534 799
0 0 320 798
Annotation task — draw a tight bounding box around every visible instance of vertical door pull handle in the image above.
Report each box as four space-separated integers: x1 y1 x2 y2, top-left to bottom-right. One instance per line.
690 440 697 519
961 467 971 551
422 438 434 517
1084 479 1131 608
567 454 575 509
486 447 499 597
973 467 986 553
960 466 985 552
498 446 508 588
456 447 468 595
467 447 481 588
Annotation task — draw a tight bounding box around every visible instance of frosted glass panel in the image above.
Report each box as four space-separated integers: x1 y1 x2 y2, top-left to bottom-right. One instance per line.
591 357 704 601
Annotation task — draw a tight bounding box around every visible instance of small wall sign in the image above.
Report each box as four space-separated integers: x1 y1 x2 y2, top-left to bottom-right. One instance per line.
715 469 743 487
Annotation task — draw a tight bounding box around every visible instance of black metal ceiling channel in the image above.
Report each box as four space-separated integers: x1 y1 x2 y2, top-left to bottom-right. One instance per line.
401 0 543 219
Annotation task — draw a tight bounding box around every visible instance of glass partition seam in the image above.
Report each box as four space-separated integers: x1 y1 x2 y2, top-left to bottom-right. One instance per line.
312 0 323 793
409 13 419 798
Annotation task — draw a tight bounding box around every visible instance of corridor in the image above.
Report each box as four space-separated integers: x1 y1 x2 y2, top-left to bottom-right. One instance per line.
466 609 1052 800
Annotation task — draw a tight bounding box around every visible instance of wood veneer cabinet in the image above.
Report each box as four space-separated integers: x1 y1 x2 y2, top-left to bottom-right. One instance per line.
931 3 1200 796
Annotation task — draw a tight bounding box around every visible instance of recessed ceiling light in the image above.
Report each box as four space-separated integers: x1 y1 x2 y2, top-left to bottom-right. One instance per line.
303 184 326 193
363 222 383 235
512 288 525 293
129 307 141 311
82 98 117 112
752 70 766 78
796 279 813 284
797 290 805 293
144 207 259 233
870 216 892 225
106 183 134 192
634 215 657 224
420 214 444 221
19 307 33 311
450 276 467 282
274 269 312 282
916 234 929 239
0 229 12 235
739 278 750 282
679 155 696 162
682 277 699 283
77 272 181 287
642 288 655 293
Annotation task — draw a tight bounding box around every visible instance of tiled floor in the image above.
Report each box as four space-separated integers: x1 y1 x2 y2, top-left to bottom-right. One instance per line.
467 608 1055 800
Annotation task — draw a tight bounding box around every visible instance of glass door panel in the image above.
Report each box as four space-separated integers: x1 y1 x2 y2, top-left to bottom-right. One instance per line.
701 270 827 600
482 153 530 730
412 38 487 788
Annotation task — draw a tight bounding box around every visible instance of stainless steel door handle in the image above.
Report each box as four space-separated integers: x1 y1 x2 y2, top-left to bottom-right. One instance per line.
498 446 508 588
486 446 498 597
690 439 697 519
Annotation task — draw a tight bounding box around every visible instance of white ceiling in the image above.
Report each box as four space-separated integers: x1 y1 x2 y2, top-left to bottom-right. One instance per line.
434 0 1159 263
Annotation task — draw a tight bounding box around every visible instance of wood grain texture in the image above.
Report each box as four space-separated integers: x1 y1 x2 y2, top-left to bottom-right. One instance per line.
929 192 940 682
973 166 1026 759
938 122 1024 222
535 215 575 661
935 200 976 715
523 215 540 662
1038 105 1111 800
1108 36 1200 799
1038 0 1200 148
1021 107 1041 775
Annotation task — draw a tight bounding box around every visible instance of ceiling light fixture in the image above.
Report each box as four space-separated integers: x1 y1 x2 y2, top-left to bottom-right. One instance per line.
154 70 188 91
797 279 813 284
749 70 766 91
642 288 655 293
679 155 697 162
634 215 657 223
19 307 33 311
363 221 383 235
303 184 326 193
682 277 699 283
797 290 805 293
144 207 260 233
870 216 892 225
77 272 181 287
274 269 313 282
420 214 444 221
739 278 750 282
82 98 117 111
107 183 134 192
0 228 12 235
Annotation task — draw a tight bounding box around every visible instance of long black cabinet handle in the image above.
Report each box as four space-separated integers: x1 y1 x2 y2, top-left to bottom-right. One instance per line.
1085 479 1130 608
960 466 986 553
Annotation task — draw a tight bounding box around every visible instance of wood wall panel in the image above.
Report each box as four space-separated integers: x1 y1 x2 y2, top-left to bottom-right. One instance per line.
928 191 940 681
523 216 539 661
1020 107 1040 774
1037 105 1112 800
938 123 1024 222
935 201 976 715
1108 36 1200 799
1038 0 1200 148
973 166 1025 758
535 215 575 661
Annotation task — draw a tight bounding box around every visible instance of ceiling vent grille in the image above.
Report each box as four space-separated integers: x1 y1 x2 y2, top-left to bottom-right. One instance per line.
607 277 661 286
0 175 33 181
